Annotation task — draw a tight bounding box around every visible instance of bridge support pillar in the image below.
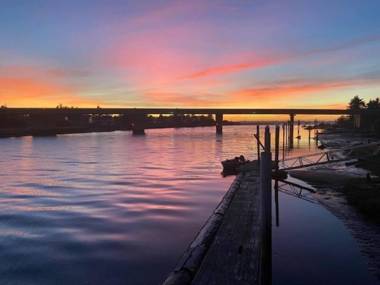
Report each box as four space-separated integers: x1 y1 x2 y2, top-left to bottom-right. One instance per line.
289 114 295 149
215 113 223 135
353 114 361 129
131 113 147 135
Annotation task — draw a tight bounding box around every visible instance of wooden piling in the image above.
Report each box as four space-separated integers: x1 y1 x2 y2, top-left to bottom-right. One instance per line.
285 122 288 148
274 180 279 227
260 126 272 285
289 114 294 149
274 125 280 227
282 123 285 161
275 125 280 171
257 125 260 162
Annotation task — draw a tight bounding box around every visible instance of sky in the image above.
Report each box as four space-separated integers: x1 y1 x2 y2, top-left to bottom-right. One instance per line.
1 0 380 109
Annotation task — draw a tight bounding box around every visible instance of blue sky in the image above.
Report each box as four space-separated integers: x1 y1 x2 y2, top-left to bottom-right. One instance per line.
1 0 380 108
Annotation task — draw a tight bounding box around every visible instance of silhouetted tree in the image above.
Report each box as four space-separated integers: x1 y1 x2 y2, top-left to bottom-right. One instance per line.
367 98 380 110
348 96 366 111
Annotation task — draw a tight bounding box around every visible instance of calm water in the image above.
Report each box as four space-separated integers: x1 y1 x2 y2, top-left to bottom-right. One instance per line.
0 125 376 284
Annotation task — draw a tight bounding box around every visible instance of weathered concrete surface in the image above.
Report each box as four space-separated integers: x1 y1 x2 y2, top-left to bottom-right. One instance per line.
191 171 263 285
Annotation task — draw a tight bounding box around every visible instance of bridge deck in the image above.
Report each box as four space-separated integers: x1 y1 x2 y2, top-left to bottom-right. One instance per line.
1 107 350 115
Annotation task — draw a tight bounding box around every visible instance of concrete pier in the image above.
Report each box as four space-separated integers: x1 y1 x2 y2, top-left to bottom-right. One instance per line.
130 113 147 135
215 113 223 135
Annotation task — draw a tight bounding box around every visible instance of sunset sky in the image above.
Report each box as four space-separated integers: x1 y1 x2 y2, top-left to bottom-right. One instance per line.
1 0 380 109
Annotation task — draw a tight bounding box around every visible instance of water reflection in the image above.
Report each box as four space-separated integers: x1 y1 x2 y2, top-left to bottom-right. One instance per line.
0 125 372 284
273 176 379 285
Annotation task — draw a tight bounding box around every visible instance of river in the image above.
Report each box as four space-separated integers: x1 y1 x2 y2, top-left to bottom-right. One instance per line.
0 125 377 284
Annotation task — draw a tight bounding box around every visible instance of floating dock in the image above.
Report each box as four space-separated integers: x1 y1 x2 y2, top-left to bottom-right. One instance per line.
163 169 270 285
163 126 276 285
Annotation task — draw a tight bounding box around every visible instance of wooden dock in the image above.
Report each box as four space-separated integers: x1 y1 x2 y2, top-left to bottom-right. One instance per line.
163 170 268 285
192 170 263 285
163 126 274 285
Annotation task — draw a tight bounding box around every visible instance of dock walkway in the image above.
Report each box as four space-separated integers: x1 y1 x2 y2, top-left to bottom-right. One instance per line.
163 170 265 285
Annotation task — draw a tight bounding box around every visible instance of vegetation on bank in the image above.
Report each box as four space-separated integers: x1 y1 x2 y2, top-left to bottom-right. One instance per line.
343 178 380 224
331 96 380 224
337 96 380 135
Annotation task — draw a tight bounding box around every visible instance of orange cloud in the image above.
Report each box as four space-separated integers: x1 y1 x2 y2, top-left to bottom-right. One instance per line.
178 35 380 81
228 77 380 104
136 75 380 109
140 91 223 107
0 76 97 107
179 57 278 80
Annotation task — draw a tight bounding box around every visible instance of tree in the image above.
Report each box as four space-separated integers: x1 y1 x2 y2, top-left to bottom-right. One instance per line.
348 96 366 111
367 98 380 110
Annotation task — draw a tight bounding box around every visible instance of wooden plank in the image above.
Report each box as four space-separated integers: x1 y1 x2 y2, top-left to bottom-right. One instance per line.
163 175 243 285
191 171 263 285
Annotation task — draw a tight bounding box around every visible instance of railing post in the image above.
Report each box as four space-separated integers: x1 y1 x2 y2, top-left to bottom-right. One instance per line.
260 126 272 285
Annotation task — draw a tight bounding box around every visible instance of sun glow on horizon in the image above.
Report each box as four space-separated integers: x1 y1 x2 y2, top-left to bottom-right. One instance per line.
1 1 379 109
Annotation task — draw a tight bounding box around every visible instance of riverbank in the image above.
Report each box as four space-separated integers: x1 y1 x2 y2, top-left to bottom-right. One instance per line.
290 130 380 280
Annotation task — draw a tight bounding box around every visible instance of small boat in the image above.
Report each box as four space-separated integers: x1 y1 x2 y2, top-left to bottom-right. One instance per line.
272 169 288 180
221 155 248 176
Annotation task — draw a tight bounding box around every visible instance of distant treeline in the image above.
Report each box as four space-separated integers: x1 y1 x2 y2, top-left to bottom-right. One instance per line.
0 111 220 130
0 107 235 137
337 96 380 134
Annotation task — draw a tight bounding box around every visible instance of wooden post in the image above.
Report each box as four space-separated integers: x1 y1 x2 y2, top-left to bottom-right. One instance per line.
275 125 280 171
256 125 260 162
316 130 319 144
274 125 280 228
289 114 295 149
282 123 285 161
285 122 288 148
260 126 272 285
275 179 279 227
274 125 280 227
296 120 301 139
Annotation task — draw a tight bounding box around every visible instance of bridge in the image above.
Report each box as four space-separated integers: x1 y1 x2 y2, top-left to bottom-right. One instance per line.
1 107 356 136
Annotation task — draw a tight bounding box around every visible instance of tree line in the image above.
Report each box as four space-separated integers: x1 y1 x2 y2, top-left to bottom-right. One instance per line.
337 96 380 134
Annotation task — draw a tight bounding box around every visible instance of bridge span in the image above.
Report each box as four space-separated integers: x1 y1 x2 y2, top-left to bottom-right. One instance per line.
1 108 354 135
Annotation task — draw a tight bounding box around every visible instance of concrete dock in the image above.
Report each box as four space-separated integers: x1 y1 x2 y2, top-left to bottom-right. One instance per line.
163 169 268 285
